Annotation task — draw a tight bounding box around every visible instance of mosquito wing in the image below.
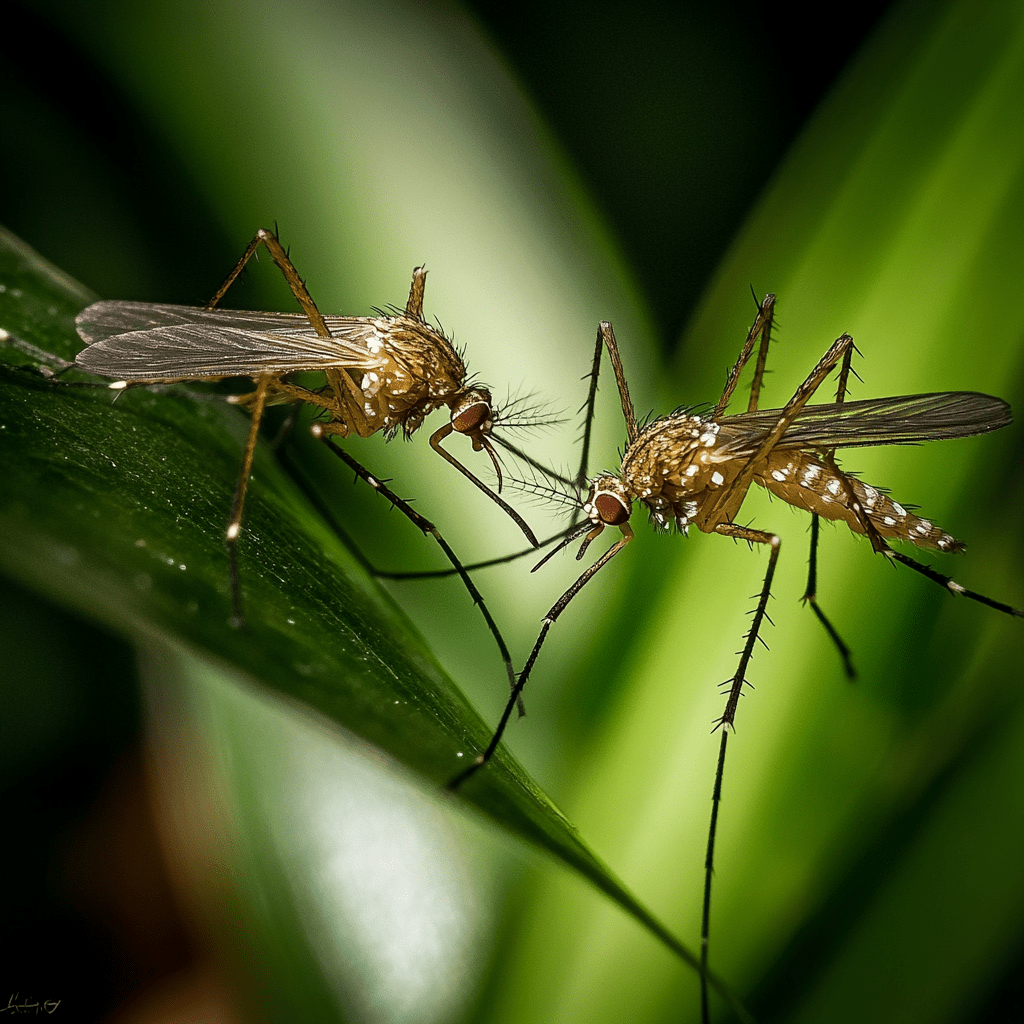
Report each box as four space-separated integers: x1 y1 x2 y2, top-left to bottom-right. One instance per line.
717 392 1012 455
75 301 389 381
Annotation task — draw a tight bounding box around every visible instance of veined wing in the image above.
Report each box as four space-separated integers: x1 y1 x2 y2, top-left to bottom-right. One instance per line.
716 393 1012 454
75 301 389 380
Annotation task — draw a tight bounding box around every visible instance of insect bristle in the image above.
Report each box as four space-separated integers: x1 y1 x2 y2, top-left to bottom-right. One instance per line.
636 407 660 432
670 400 713 421
493 391 566 434
506 462 581 515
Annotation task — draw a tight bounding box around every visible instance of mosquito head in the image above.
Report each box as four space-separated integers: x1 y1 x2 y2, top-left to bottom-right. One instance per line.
583 475 632 527
449 387 494 447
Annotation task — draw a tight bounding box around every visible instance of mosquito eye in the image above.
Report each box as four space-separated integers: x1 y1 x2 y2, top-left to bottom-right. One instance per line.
452 401 490 434
595 492 630 526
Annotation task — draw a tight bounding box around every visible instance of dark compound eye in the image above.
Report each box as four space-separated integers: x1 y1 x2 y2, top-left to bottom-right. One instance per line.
452 400 490 434
595 491 630 525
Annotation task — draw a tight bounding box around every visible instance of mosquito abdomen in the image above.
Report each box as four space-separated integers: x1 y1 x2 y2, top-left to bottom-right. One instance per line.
755 451 964 552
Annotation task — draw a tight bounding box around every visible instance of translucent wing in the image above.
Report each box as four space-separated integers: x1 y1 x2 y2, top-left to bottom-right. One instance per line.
717 392 1012 455
75 301 389 380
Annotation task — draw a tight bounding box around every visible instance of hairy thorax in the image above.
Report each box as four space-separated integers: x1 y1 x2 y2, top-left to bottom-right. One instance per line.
620 414 744 533
332 316 469 439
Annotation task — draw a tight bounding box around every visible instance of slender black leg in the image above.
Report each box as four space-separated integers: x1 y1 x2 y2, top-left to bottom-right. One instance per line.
881 547 1023 617
310 424 524 712
801 514 857 677
369 527 579 579
701 523 780 1024
825 413 1023 622
698 332 857 1022
447 521 632 790
702 729 729 1024
800 343 859 675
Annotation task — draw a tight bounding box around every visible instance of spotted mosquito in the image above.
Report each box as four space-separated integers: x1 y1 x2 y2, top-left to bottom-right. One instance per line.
447 293 1022 1021
73 227 546 695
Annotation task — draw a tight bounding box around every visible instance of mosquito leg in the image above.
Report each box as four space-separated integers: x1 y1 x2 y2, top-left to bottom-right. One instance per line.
879 547 1024 617
278 439 574 578
745 292 777 414
310 423 523 712
280 437 585 733
546 319 628 496
372 527 577 579
0 329 76 374
225 374 272 627
227 378 326 410
701 522 780 1024
815 442 1021 666
405 266 427 318
448 523 633 790
711 293 776 420
596 321 640 446
405 266 546 546
801 515 856 677
276 436 558 709
429 424 539 546
705 333 856 527
846 489 1024 617
702 728 729 1024
572 322 609 491
831 341 857 409
207 227 332 338
713 525 780 728
802 341 859 677
737 333 855 484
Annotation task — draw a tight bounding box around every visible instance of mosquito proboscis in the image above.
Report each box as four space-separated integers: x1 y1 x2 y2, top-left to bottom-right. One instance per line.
73 228 543 698
447 295 1021 1022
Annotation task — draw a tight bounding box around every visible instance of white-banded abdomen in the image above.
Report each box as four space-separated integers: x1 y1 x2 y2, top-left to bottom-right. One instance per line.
754 450 964 552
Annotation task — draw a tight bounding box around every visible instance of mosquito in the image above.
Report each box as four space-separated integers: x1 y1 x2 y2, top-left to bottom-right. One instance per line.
447 294 1022 1020
73 227 545 695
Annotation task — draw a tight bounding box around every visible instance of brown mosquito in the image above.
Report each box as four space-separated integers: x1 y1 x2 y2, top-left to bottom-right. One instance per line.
73 227 546 694
447 294 1021 1021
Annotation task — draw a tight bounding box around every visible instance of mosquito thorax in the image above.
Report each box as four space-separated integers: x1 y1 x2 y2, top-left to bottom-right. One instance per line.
583 476 632 527
449 387 494 446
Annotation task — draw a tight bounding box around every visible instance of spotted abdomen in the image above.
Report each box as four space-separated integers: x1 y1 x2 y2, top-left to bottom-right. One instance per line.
754 451 964 552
